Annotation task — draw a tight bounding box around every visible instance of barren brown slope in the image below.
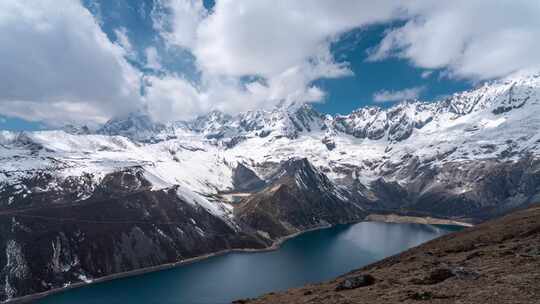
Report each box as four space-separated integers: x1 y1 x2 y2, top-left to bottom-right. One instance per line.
236 204 540 304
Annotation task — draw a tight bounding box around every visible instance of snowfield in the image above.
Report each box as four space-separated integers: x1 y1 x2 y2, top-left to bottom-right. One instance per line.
1 73 540 218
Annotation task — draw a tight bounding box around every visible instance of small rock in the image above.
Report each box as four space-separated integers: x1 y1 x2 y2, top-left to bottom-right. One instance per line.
303 290 313 296
322 137 336 150
451 267 480 280
409 291 433 301
335 274 375 291
521 247 540 257
424 268 454 284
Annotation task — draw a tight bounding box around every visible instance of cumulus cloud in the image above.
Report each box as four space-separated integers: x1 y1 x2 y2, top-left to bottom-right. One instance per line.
144 75 203 121
421 70 433 79
152 0 207 49
368 0 540 80
144 42 352 121
146 0 402 120
114 27 136 59
2 0 540 126
192 0 400 77
145 47 162 70
373 86 424 103
0 0 142 126
145 65 329 122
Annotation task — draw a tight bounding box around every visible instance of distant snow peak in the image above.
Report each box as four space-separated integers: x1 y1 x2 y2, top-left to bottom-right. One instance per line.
98 111 164 142
63 124 91 135
0 73 539 251
2 72 538 193
75 72 540 146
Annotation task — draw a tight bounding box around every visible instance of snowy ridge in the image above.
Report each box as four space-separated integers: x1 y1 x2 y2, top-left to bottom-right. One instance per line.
1 73 540 218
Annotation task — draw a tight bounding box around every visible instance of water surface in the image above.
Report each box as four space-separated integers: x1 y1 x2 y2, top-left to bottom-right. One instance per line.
39 222 460 304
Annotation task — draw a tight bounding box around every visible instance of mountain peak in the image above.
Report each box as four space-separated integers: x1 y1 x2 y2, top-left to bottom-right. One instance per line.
98 111 164 142
86 72 540 146
62 124 91 135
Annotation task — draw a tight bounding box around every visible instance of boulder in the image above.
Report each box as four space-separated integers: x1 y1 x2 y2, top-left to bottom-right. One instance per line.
335 274 375 291
451 267 481 280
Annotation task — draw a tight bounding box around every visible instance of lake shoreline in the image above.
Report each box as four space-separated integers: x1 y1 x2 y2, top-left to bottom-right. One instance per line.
6 222 341 304
7 216 468 304
365 214 474 227
240 205 540 304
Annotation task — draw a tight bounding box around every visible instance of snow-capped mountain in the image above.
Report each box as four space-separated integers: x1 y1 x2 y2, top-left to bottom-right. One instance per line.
2 72 540 218
97 111 165 142
2 72 540 217
1 73 540 301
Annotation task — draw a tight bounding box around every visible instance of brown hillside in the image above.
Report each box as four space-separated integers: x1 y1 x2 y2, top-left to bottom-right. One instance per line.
237 204 540 304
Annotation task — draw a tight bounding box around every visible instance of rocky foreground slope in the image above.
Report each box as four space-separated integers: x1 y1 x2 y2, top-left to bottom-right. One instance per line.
237 204 540 304
1 72 540 301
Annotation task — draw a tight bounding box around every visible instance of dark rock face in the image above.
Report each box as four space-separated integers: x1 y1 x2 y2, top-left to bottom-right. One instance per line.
63 125 90 135
321 136 336 150
0 171 97 211
0 159 367 302
224 136 247 148
235 158 365 239
0 170 267 302
354 157 540 221
331 102 437 142
1 154 539 301
289 104 326 133
232 163 266 192
97 112 165 142
492 83 532 114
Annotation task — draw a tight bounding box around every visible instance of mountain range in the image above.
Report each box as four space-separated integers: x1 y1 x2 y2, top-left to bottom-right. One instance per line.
1 72 540 302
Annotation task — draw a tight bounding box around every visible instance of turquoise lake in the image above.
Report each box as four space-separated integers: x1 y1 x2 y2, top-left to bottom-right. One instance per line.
38 222 460 304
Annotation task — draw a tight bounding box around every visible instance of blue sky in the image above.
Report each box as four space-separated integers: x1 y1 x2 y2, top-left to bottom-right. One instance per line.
1 1 538 130
314 25 471 115
85 0 472 115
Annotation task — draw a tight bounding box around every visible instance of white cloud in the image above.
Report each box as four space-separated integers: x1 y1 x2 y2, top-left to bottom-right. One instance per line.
85 0 103 25
421 70 433 79
373 86 424 103
144 75 203 121
192 0 400 77
3 1 540 126
152 0 207 49
144 65 329 122
368 0 540 80
145 47 162 70
147 0 402 120
114 27 136 59
0 0 142 126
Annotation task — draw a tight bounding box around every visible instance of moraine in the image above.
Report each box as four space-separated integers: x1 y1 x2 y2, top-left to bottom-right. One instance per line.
37 222 461 304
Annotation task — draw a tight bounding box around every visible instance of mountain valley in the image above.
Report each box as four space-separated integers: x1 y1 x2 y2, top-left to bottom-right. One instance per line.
1 73 540 302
